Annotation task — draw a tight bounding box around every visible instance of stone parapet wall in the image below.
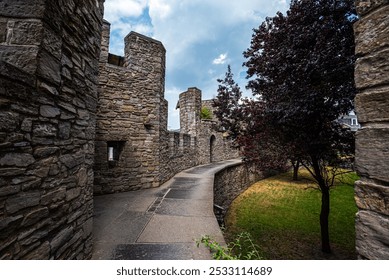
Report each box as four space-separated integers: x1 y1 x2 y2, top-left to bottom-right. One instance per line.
354 0 389 259
213 162 262 225
159 131 199 184
198 120 240 165
0 0 104 259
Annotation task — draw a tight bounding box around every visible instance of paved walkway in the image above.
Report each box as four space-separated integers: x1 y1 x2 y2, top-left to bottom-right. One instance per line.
92 159 241 260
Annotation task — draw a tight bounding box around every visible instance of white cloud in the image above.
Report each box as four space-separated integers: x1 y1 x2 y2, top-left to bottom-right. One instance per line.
104 0 148 23
103 0 289 128
213 53 228 65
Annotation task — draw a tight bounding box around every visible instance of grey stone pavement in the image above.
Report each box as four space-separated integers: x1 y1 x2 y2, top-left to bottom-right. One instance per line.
92 159 241 260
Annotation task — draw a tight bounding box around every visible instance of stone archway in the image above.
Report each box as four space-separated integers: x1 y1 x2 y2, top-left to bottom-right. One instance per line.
210 135 216 163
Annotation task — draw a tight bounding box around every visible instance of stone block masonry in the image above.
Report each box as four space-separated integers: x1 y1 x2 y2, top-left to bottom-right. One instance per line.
0 0 104 259
213 162 263 225
354 0 389 259
94 23 239 194
95 21 167 194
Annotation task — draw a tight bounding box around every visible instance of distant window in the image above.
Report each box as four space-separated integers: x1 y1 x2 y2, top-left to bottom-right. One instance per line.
107 141 126 167
351 118 358 126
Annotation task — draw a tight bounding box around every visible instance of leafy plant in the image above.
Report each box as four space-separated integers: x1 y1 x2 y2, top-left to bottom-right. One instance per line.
196 231 262 260
200 106 213 120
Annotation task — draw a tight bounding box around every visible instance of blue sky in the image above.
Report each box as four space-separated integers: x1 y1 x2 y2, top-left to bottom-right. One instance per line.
104 0 289 129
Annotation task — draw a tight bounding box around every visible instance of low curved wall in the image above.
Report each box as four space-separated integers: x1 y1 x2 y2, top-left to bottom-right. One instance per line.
213 162 262 225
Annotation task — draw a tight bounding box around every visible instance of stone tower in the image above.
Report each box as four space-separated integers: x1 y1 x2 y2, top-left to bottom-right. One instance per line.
94 21 167 194
354 0 389 259
0 0 104 259
177 87 202 138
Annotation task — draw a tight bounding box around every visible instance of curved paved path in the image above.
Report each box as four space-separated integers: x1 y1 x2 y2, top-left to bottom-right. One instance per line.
92 159 241 260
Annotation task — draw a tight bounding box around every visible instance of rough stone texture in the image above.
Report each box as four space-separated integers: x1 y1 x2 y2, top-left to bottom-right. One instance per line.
94 24 238 194
94 21 166 193
355 0 389 15
354 0 389 259
355 211 389 259
0 0 104 259
355 86 389 123
213 163 262 224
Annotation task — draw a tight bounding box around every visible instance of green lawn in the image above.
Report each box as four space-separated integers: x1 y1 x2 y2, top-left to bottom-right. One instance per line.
224 170 359 259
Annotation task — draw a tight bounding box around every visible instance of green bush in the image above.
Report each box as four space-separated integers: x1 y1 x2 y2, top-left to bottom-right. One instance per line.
200 107 213 120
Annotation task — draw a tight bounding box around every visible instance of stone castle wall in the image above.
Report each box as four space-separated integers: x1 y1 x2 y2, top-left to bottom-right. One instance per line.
94 25 239 194
0 0 104 259
198 100 240 164
354 0 389 259
94 21 166 194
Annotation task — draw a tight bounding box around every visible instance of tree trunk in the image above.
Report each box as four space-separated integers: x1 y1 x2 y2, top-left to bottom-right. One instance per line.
311 157 331 254
320 186 331 253
292 160 300 181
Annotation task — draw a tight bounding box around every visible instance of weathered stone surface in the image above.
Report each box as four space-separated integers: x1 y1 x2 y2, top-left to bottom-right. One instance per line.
355 87 389 124
0 45 39 74
37 50 61 85
8 20 43 46
50 226 73 253
66 187 81 202
38 81 59 96
0 0 46 18
33 123 57 137
0 153 35 167
0 19 7 43
0 215 23 236
41 187 66 206
214 163 262 223
355 210 389 259
0 111 19 132
355 0 389 15
20 118 33 132
0 185 21 197
355 48 389 90
0 61 36 87
33 147 59 158
42 27 62 60
355 127 389 182
0 0 104 259
355 180 389 215
0 168 26 177
21 207 49 227
354 6 389 56
354 1 389 260
59 154 84 169
40 105 60 118
5 192 41 214
23 241 50 260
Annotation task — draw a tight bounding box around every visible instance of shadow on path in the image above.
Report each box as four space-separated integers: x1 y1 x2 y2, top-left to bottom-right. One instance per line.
92 159 241 260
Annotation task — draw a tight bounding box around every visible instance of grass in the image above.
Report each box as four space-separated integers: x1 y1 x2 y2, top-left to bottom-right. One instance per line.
224 169 359 259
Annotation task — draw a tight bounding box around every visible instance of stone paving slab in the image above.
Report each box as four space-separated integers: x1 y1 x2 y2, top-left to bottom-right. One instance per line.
155 198 213 217
91 159 241 260
137 215 224 244
113 243 211 260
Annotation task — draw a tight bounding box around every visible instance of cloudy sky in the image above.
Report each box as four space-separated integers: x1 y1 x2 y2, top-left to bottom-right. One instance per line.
104 0 289 129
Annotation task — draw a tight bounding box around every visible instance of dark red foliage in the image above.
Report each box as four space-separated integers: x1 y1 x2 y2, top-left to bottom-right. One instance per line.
215 0 357 254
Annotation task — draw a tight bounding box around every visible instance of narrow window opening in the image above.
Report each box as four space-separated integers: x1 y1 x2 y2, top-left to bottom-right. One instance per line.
107 141 126 167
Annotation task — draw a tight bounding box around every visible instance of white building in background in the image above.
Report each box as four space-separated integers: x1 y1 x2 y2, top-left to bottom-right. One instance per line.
338 110 361 131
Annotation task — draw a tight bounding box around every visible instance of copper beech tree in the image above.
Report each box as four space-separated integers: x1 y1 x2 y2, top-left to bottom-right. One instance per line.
214 0 357 254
